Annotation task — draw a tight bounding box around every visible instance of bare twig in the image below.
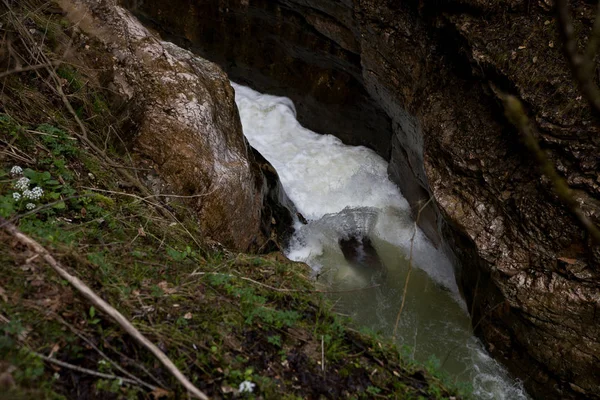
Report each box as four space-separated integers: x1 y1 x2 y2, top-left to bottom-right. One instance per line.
83 186 220 200
190 271 380 294
26 129 78 139
33 351 150 388
0 62 61 79
100 341 169 389
556 0 600 113
0 194 96 227
0 217 209 400
54 316 161 392
440 301 506 369
503 95 600 243
321 335 325 373
393 197 434 341
81 187 203 249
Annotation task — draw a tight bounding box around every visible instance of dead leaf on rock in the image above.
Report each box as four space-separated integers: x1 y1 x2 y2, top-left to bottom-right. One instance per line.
49 343 60 358
157 281 176 294
150 387 170 399
0 286 7 302
221 385 235 394
558 257 578 265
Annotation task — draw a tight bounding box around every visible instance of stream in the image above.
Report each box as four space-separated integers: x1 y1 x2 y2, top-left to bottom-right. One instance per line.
233 83 529 399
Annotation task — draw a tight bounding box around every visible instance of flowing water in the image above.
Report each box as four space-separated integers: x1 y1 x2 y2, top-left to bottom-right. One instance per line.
233 83 529 399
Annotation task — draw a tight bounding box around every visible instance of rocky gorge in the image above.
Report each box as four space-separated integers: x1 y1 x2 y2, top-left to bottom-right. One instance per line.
120 1 600 399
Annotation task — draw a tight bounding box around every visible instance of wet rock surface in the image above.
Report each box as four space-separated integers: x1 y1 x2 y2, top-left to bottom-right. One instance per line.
339 236 387 283
62 0 294 252
123 0 600 398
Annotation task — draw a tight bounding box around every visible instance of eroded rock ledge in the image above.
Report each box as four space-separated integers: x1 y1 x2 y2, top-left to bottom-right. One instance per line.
123 0 600 398
60 0 293 252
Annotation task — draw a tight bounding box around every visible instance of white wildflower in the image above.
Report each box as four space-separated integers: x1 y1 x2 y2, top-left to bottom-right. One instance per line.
12 192 21 201
14 177 30 191
239 380 255 393
23 187 43 200
53 372 60 380
32 186 44 198
10 166 23 176
26 203 36 210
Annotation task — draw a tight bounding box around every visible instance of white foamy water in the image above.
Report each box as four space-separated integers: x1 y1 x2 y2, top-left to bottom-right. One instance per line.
233 82 528 399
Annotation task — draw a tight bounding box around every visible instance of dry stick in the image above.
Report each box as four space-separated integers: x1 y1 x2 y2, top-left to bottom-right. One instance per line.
0 194 96 227
84 186 221 201
101 341 169 390
33 351 147 388
55 316 160 392
0 62 61 79
190 271 380 294
440 301 507 370
0 217 209 400
556 0 600 114
321 335 325 373
503 95 600 243
82 187 204 249
2 312 157 391
585 3 600 63
392 197 434 342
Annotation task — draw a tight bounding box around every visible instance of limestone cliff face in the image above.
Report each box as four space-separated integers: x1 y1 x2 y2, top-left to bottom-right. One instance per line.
123 0 599 398
61 0 291 252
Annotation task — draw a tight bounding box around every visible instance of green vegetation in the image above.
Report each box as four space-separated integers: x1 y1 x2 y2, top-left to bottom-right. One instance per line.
0 1 468 399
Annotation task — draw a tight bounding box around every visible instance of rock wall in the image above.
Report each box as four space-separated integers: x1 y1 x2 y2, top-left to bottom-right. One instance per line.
123 0 600 398
60 0 292 252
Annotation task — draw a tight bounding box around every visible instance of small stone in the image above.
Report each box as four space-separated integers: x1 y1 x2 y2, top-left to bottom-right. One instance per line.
549 41 554 48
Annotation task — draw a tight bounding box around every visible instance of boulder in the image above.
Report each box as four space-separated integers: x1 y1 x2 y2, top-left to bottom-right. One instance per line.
60 0 293 252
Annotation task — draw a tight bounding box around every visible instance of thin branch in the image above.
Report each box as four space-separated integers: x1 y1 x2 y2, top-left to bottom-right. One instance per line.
393 197 434 341
0 62 61 79
81 187 203 249
83 186 220 200
503 94 600 243
26 129 78 139
556 0 600 113
321 335 325 373
54 316 160 392
100 341 169 390
440 301 506 369
0 194 96 227
190 271 380 294
33 351 148 388
0 217 209 400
